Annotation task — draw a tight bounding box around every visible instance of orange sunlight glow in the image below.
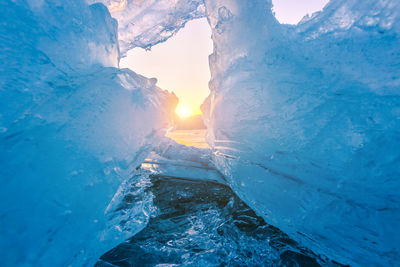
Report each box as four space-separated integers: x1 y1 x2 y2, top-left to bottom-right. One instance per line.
120 19 212 118
176 104 193 118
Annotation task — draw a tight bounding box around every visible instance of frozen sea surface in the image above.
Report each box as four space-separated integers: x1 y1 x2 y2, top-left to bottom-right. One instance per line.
166 129 209 149
96 138 342 266
96 174 340 267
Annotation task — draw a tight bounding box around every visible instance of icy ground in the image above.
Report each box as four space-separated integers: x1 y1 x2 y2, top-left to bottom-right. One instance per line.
96 139 341 266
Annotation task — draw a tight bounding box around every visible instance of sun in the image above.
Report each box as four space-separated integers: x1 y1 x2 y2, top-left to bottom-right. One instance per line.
176 104 192 118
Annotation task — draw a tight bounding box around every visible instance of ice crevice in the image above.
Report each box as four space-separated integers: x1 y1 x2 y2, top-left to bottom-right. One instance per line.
1 0 399 266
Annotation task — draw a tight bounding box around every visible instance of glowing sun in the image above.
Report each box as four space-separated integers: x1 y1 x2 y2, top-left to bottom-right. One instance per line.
176 104 193 118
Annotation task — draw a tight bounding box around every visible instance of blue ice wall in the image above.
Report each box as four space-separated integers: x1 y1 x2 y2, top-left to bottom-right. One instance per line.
202 0 400 266
0 0 176 265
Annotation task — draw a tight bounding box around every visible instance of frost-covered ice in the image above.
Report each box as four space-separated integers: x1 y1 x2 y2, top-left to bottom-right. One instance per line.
1 0 400 266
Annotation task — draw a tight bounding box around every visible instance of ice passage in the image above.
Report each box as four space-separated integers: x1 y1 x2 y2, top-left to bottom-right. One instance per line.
1 0 399 266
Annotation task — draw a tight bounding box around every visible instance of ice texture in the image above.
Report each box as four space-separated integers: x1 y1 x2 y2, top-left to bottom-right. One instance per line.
0 0 176 266
202 0 400 266
1 0 400 266
87 0 206 56
103 0 399 265
106 0 400 262
99 173 332 266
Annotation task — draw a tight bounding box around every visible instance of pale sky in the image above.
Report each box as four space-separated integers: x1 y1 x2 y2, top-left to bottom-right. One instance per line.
272 0 329 24
120 19 212 116
120 1 329 117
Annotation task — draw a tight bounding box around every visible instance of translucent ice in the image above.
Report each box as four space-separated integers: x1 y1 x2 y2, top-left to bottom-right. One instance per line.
202 0 400 266
0 0 176 265
87 0 206 55
100 0 400 265
1 0 399 266
103 0 400 264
